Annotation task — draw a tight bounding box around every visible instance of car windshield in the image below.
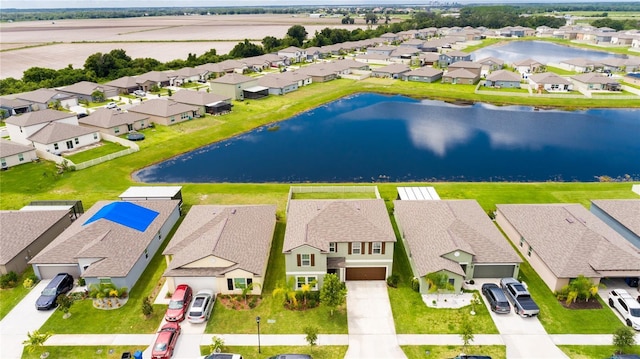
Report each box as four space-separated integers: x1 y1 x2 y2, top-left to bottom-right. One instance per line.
41 288 57 296
168 300 183 309
630 308 640 317
193 297 205 307
154 342 167 351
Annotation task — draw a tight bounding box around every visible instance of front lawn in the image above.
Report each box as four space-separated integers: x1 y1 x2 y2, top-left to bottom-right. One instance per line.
63 142 129 164
558 345 640 359
402 345 506 359
21 346 147 359
200 345 348 359
0 267 37 320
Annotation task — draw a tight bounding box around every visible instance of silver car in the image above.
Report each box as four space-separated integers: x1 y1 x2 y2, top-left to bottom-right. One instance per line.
187 290 215 324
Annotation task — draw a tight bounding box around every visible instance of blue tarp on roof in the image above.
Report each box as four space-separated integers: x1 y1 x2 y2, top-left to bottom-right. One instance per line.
83 202 159 232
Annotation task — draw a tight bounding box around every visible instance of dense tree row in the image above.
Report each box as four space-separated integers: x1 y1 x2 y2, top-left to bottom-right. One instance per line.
590 18 640 31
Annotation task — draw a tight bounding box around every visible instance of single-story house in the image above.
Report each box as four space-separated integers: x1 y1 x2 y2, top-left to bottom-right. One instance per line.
283 199 396 289
402 67 443 83
371 63 411 79
127 99 198 126
394 200 522 294
162 205 276 295
297 64 338 83
209 73 259 101
4 109 79 145
257 75 299 95
79 108 150 136
278 46 306 63
571 73 620 91
496 203 640 292
0 138 38 169
105 76 141 95
380 32 400 43
438 50 472 67
355 53 392 65
169 90 232 115
14 88 77 111
0 97 33 119
27 122 101 155
476 56 505 76
136 71 174 92
274 71 312 87
529 73 573 92
304 47 322 62
442 69 480 85
170 67 208 86
366 45 397 57
559 58 603 73
590 199 640 250
57 81 118 102
418 52 441 66
29 200 181 289
447 61 482 76
485 70 522 88
513 58 543 76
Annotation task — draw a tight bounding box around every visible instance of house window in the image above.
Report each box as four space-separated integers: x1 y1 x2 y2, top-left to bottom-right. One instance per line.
170 116 175 123
54 143 59 150
0 158 6 168
329 242 337 253
18 153 24 162
296 276 318 290
181 112 190 120
93 133 98 140
74 138 79 145
234 278 247 289
301 254 311 266
144 248 148 259
372 242 382 254
519 237 524 247
99 278 112 284
352 242 361 255
527 245 533 257
448 278 455 286
114 127 120 134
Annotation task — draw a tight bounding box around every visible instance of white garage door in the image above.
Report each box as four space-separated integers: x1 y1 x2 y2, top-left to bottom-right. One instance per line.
170 277 218 294
36 264 80 279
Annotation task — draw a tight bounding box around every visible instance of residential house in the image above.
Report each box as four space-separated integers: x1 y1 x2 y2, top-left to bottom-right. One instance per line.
366 46 397 57
476 57 505 76
390 47 421 63
371 63 410 79
257 75 299 95
485 70 522 88
283 199 396 288
400 39 424 48
136 71 173 92
278 46 306 63
57 81 118 102
275 71 312 87
354 53 392 65
209 73 259 101
0 97 33 119
559 58 603 73
79 108 149 136
394 200 522 293
496 203 640 292
197 60 247 78
0 138 38 168
105 76 141 95
571 73 620 91
442 69 480 85
513 58 543 76
418 52 441 66
170 67 207 86
0 209 73 275
170 90 232 115
529 73 573 92
15 88 77 111
304 47 322 62
402 67 443 83
438 50 472 67
162 205 276 295
447 61 482 76
27 122 101 155
611 33 637 46
127 99 198 126
590 199 640 250
29 200 181 289
4 109 79 145
380 32 400 43
243 54 285 71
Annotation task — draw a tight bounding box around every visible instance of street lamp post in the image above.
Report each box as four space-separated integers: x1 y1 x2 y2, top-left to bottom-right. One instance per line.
256 316 261 354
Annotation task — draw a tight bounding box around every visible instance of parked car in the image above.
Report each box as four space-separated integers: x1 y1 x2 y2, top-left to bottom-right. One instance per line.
609 289 640 330
267 355 312 359
481 283 511 314
165 284 192 322
187 289 215 324
106 102 118 109
500 277 540 317
76 113 88 118
201 354 243 359
152 321 181 359
36 273 74 310
133 90 146 97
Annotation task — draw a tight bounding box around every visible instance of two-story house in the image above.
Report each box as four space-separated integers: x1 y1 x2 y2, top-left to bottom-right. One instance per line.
283 199 396 289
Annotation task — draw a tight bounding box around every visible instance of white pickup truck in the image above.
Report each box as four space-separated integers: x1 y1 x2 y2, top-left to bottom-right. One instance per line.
608 289 640 330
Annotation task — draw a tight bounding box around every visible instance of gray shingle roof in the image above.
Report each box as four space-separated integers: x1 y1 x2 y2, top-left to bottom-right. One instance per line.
571 73 617 84
169 90 231 106
162 205 276 276
58 81 114 96
374 63 411 74
0 138 35 157
497 203 640 278
394 200 521 277
105 76 140 88
283 199 395 253
211 73 255 85
27 122 96 144
5 109 76 127
15 89 72 104
0 210 70 265
486 70 521 82
79 108 148 128
591 200 640 237
404 67 443 77
29 200 179 278
128 99 198 118
529 72 572 85
0 97 32 109
444 68 479 79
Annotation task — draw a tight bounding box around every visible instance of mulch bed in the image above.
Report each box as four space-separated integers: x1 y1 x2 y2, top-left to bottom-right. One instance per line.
218 295 261 310
559 299 603 310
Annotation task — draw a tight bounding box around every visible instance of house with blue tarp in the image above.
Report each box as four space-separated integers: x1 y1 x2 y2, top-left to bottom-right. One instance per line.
29 200 181 290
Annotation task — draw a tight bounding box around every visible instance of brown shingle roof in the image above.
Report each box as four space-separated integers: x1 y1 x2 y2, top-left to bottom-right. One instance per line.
211 73 255 85
486 70 521 82
591 200 640 237
404 67 443 77
58 81 114 96
105 76 140 89
169 90 230 106
529 72 572 85
27 122 96 144
571 73 617 84
283 200 395 253
79 108 148 128
15 89 72 104
394 200 521 277
0 138 35 157
5 109 76 127
128 99 197 118
163 205 276 276
373 63 411 74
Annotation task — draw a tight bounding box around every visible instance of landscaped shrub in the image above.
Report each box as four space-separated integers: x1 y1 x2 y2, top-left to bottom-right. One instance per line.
77 277 86 286
0 271 19 289
23 277 34 289
411 277 420 292
141 296 153 318
386 274 400 288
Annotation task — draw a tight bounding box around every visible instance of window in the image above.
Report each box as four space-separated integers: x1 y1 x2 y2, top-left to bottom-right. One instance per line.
144 248 148 259
527 245 533 257
115 127 120 134
181 112 190 120
352 242 361 255
296 276 318 290
329 242 337 253
301 254 311 266
234 278 247 289
54 143 59 150
519 237 524 247
170 116 175 123
448 278 455 286
93 133 98 140
18 153 24 162
1 159 6 168
74 138 79 145
372 242 382 254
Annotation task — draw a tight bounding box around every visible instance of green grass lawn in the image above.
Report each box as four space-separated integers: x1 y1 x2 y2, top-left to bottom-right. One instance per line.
558 345 640 359
21 346 148 359
546 65 579 76
479 86 529 93
200 345 348 359
63 142 129 164
402 345 506 359
0 267 37 320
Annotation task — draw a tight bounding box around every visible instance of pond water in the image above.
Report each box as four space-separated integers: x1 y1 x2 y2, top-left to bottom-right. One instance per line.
134 93 640 183
472 41 626 64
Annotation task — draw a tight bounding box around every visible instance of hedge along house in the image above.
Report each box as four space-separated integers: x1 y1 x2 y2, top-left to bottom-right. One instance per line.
393 200 521 294
162 205 276 295
283 199 395 290
29 200 180 289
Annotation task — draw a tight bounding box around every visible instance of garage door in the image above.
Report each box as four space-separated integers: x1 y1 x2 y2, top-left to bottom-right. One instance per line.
36 265 80 279
473 265 516 279
346 267 386 281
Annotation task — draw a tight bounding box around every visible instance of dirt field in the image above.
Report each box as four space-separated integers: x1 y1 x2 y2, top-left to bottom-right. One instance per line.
0 14 372 79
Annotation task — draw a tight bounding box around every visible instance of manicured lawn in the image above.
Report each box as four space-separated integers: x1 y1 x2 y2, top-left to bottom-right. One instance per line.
479 86 529 93
546 65 579 76
63 142 129 164
558 345 640 359
21 346 147 359
291 192 378 200
402 345 506 359
0 267 37 320
199 345 348 359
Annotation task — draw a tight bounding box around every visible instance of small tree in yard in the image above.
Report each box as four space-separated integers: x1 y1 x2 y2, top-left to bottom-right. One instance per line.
22 330 52 355
426 271 454 302
320 273 346 316
209 335 225 354
460 315 475 353
613 326 636 354
304 326 318 347
56 294 74 318
141 296 153 318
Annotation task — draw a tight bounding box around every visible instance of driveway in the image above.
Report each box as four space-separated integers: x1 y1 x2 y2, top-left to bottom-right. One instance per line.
0 280 57 359
343 281 407 359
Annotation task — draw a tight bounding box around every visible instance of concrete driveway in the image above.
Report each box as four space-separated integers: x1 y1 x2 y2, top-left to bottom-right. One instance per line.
343 281 407 359
0 280 57 359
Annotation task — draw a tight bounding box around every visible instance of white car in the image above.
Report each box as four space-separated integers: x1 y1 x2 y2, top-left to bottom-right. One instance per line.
609 289 640 330
105 102 118 109
133 90 146 97
187 289 215 324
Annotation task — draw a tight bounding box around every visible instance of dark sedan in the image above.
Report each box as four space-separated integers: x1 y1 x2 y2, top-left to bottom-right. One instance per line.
481 283 511 314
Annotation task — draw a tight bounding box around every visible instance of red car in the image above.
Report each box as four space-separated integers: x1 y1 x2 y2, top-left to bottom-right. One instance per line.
165 284 193 322
152 321 181 359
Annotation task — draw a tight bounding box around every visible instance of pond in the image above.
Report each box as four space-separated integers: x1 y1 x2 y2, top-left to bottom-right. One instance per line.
472 41 626 64
134 93 640 183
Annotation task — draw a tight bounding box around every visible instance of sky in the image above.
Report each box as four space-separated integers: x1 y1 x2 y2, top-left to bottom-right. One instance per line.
1 0 634 9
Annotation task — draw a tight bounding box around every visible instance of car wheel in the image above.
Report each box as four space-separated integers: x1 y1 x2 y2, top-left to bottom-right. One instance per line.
627 319 632 327
609 298 614 307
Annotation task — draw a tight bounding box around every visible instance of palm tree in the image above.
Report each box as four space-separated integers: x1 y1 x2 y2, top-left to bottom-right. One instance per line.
22 330 52 355
272 277 298 308
240 282 261 304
